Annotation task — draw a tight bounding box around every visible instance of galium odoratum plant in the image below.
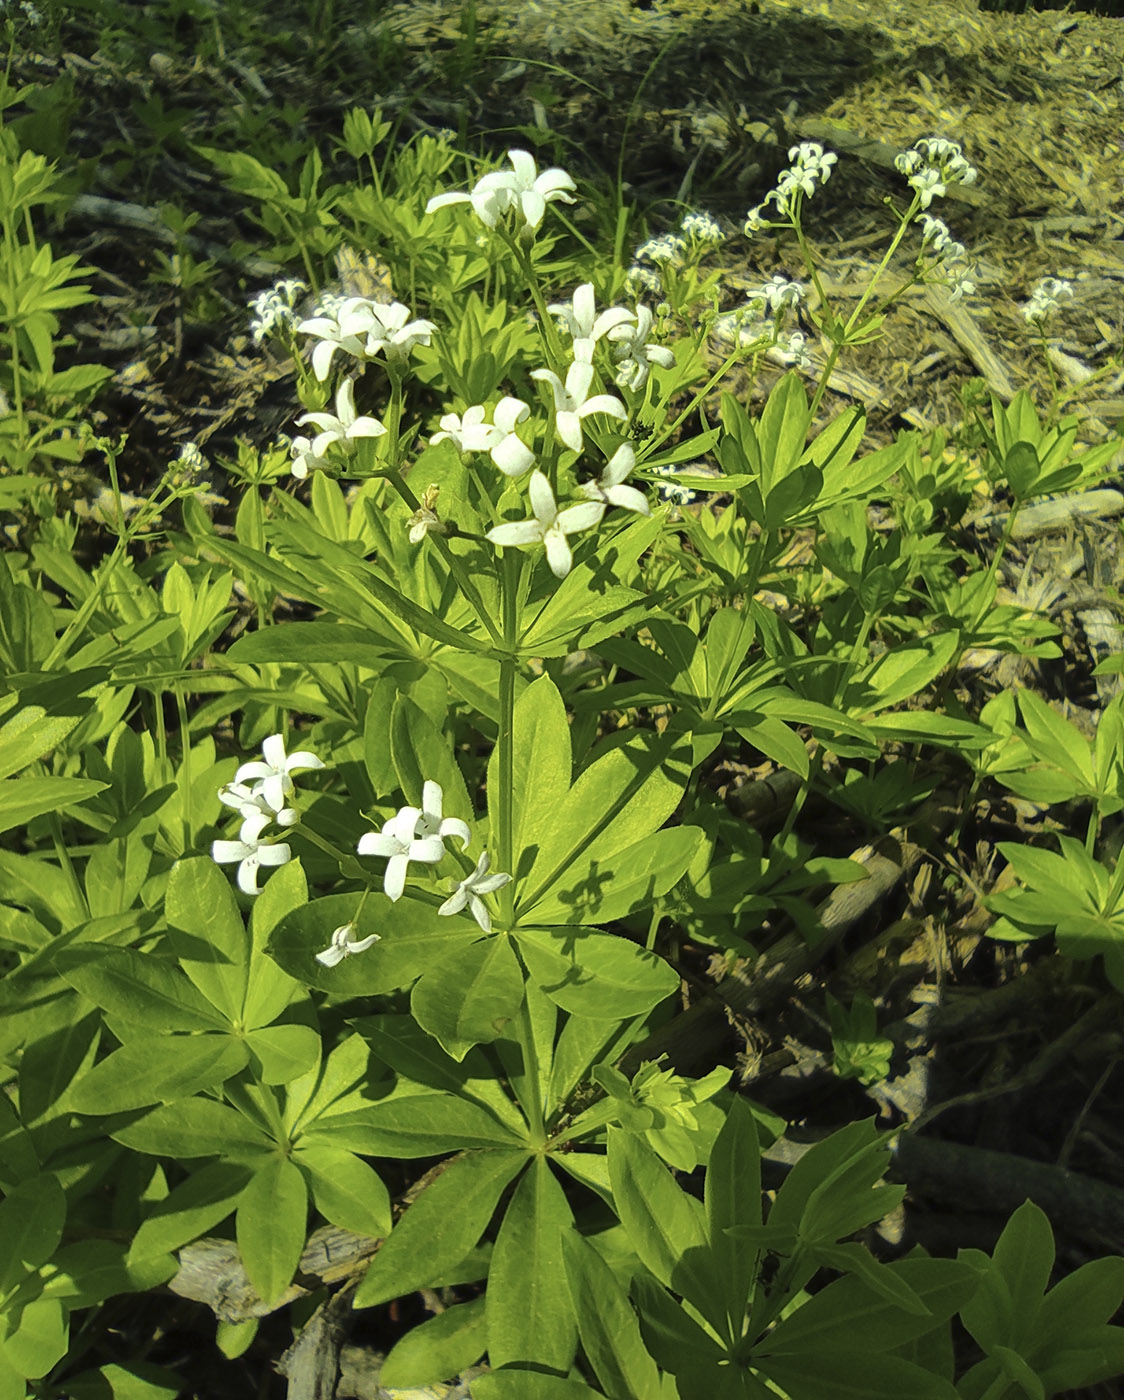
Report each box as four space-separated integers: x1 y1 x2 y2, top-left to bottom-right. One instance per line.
18 127 1122 1400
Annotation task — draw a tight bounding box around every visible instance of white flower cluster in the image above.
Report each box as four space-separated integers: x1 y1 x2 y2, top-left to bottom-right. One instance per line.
422 275 665 578
914 212 976 302
298 296 436 381
172 440 206 478
426 149 575 235
290 379 385 479
680 211 725 246
351 781 510 928
1023 276 1074 326
211 734 325 895
894 137 978 210
286 292 435 480
248 278 308 346
744 142 838 233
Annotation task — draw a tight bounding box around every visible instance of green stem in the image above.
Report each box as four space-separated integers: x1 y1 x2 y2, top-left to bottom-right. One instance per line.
379 468 505 649
175 688 193 851
497 550 519 927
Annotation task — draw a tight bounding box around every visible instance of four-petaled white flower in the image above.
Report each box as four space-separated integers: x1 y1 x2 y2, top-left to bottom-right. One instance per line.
365 300 437 364
358 808 446 903
298 296 384 381
218 779 298 828
606 305 676 392
415 780 472 849
234 733 325 815
427 149 575 233
211 808 292 897
357 783 470 903
577 444 649 516
315 922 381 968
430 397 534 477
548 284 635 365
438 853 511 933
530 362 626 454
293 379 385 476
487 469 605 580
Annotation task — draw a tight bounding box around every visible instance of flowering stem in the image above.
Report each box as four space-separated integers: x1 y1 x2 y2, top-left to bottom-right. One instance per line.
379 469 505 649
496 550 519 930
498 229 564 367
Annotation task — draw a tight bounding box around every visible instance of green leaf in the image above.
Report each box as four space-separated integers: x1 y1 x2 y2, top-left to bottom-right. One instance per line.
165 857 250 1024
706 1097 761 1334
473 1373 606 1400
754 1349 959 1400
514 927 678 1019
390 693 474 828
526 826 704 926
380 1297 487 1388
487 1158 576 1372
225 622 391 671
411 937 525 1060
631 1275 731 1383
111 1099 273 1159
244 1024 321 1085
852 632 960 712
561 1230 662 1400
0 1173 65 1295
990 1200 1055 1352
759 1257 975 1354
236 1156 307 1305
0 776 106 833
128 1161 252 1263
518 733 692 921
268 893 480 995
57 949 226 1033
66 1034 249 1113
306 1088 524 1157
489 674 572 882
607 1130 722 1333
1017 689 1095 790
293 1145 390 1239
2 1297 68 1379
353 1150 526 1308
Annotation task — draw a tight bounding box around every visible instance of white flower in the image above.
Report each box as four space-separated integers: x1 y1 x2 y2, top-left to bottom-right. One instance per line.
438 853 511 933
289 433 327 481
211 809 292 896
1023 276 1074 325
487 469 605 579
415 780 472 850
358 809 445 903
781 331 812 370
298 297 383 380
234 733 325 815
548 283 635 365
426 149 576 233
315 922 381 968
681 211 724 244
577 444 649 515
366 299 437 364
607 305 676 392
430 397 534 476
750 274 803 316
625 264 662 296
249 278 307 344
357 782 469 903
908 167 946 209
295 379 386 462
218 779 298 828
530 361 626 453
407 484 445 543
635 234 687 267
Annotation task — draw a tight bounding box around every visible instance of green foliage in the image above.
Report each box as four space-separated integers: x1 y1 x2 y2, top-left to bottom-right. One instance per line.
0 53 1122 1400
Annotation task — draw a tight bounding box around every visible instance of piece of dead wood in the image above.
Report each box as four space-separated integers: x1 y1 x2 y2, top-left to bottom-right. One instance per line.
169 1224 380 1323
276 1280 360 1400
893 1131 1124 1253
